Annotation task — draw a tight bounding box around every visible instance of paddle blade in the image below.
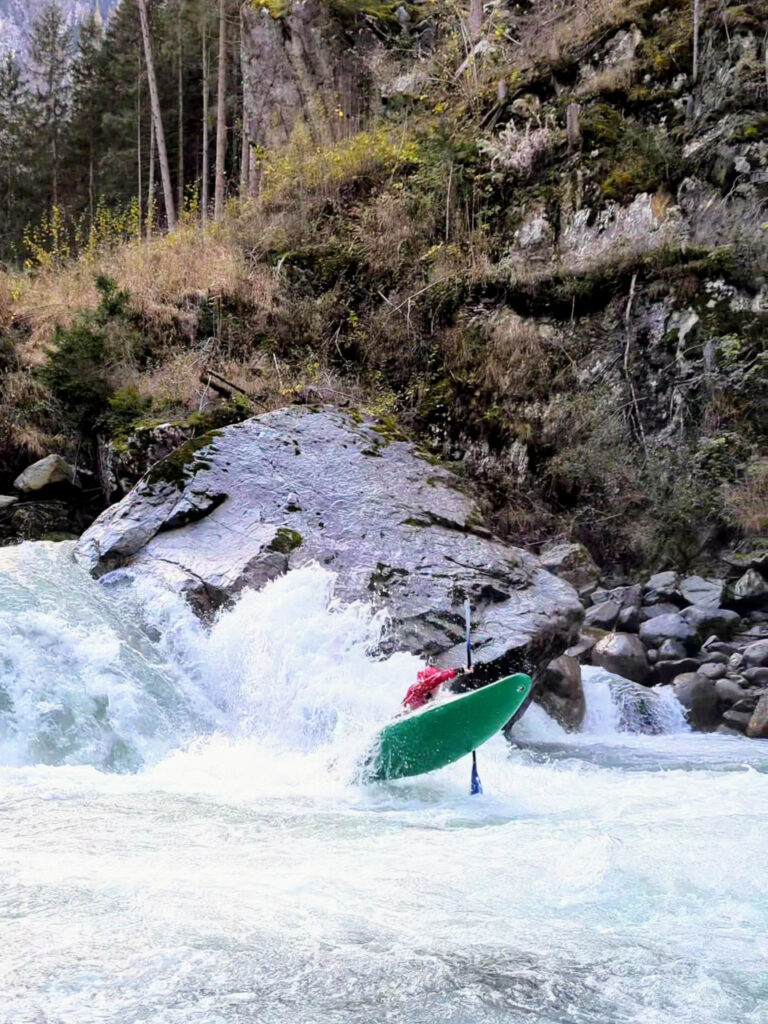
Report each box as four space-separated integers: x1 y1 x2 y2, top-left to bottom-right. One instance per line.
471 750 483 795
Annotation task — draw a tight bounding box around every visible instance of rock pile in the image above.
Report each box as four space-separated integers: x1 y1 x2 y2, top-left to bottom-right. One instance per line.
544 553 768 737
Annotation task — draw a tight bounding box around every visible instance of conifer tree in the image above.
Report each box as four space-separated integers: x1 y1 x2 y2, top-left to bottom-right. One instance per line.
27 1 73 209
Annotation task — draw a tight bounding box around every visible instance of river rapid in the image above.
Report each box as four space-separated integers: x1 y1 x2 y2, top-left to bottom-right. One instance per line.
1 542 767 1024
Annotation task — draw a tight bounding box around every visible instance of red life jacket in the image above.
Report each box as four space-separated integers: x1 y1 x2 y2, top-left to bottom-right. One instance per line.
402 666 458 711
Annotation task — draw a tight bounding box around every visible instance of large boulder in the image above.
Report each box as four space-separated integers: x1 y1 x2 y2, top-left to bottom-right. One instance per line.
733 569 768 604
14 454 78 493
584 599 621 630
639 613 697 651
539 541 600 596
76 408 583 672
672 673 719 730
642 571 681 605
535 655 585 731
591 633 650 684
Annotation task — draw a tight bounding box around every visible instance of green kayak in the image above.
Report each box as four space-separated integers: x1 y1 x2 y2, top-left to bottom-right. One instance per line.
363 673 532 781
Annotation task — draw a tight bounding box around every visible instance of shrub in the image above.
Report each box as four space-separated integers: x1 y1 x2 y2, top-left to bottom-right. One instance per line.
479 118 562 180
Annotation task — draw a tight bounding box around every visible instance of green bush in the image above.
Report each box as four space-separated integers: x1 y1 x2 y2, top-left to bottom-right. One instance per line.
40 276 144 431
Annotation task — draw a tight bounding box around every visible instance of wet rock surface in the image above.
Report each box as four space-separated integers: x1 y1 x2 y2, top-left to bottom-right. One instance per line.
76 407 583 675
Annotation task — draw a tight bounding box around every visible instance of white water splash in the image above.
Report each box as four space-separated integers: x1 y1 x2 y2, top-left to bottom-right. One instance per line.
2 541 768 1024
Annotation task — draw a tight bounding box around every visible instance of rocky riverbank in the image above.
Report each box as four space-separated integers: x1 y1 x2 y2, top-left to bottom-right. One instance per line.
540 542 768 737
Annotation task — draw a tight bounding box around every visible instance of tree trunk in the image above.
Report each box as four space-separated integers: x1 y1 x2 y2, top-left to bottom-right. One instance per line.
137 50 142 230
202 18 210 221
214 0 227 221
177 0 184 215
137 0 176 230
147 105 156 238
692 0 700 84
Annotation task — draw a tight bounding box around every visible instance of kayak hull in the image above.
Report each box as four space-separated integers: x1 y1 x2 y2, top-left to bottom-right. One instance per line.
364 673 532 781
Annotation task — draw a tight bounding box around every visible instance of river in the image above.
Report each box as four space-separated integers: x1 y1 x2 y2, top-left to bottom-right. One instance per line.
1 542 767 1024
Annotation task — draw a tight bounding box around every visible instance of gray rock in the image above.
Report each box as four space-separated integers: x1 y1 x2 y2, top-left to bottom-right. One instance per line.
535 655 585 731
639 613 696 650
0 495 18 509
591 584 641 607
747 695 768 739
658 638 688 660
743 640 768 669
643 571 680 605
744 667 768 687
702 639 738 657
729 652 745 671
584 599 621 630
14 454 78 493
722 709 752 733
76 407 583 671
716 723 744 736
638 602 681 622
697 650 728 665
714 676 744 702
647 648 658 664
654 658 701 685
680 605 740 638
734 569 768 603
617 605 640 632
539 541 600 595
679 575 724 609
699 662 727 681
592 633 650 684
672 673 719 730
564 633 599 659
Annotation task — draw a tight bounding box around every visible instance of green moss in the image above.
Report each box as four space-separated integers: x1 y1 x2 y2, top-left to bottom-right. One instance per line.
144 430 223 489
267 527 303 553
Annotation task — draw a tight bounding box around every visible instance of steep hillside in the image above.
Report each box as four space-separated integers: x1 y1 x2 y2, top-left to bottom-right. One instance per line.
0 0 765 572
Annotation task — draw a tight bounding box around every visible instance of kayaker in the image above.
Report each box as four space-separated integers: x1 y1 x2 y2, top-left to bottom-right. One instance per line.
401 662 473 712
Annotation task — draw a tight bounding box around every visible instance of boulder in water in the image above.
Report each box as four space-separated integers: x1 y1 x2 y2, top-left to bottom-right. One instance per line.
76 407 583 674
747 694 768 739
654 657 701 684
536 654 585 731
592 633 650 684
672 673 719 730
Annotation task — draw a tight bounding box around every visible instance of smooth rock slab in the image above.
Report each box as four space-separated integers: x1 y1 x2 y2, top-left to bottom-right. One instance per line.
76 407 583 671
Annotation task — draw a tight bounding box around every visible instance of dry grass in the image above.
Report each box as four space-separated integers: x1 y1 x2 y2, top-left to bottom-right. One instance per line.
1 223 277 366
725 459 768 535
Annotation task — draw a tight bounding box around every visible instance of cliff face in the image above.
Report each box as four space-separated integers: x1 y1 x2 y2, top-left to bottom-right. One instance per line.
0 0 115 53
238 0 767 570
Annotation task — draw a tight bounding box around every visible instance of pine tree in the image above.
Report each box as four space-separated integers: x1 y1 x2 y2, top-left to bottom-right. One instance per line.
26 1 73 209
137 0 176 229
0 54 28 258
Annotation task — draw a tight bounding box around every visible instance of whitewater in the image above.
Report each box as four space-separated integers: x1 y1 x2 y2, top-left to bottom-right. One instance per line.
1 542 767 1024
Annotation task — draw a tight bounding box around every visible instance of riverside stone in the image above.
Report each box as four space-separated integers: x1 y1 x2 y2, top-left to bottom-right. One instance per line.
617 605 640 632
747 695 768 739
734 569 768 603
698 662 727 681
638 602 680 622
592 633 650 684
14 454 77 493
680 605 741 639
75 407 583 674
654 658 701 685
639 613 696 650
715 676 745 702
679 575 724 609
539 542 600 595
584 599 621 630
537 655 585 731
642 571 681 605
744 667 768 687
658 638 688 660
0 495 18 509
672 673 719 730
743 640 768 669
722 708 753 732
